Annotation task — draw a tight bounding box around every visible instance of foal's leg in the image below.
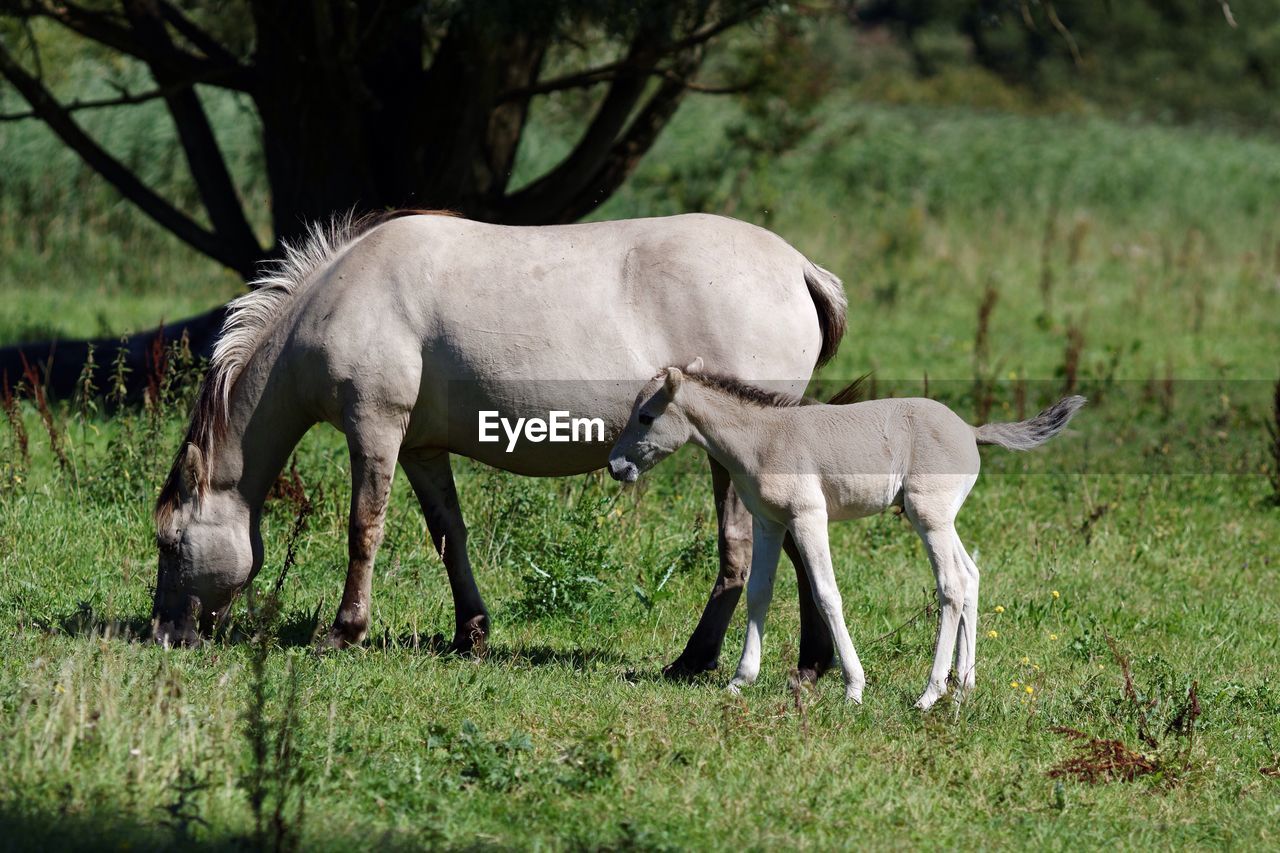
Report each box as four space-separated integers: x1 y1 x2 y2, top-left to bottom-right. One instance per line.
906 512 967 710
400 449 489 653
663 459 752 679
665 459 834 681
790 513 866 703
728 519 785 693
952 534 980 699
326 417 404 648
785 534 836 683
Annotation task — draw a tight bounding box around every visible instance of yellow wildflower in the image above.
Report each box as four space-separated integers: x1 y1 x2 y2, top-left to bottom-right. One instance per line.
986 630 998 639
994 605 1005 613
1025 685 1034 694
1049 633 1059 641
1051 590 1060 599
1021 656 1030 665
1011 680 1019 688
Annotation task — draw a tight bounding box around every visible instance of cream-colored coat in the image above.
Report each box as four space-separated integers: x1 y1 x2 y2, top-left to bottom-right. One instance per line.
610 366 1084 709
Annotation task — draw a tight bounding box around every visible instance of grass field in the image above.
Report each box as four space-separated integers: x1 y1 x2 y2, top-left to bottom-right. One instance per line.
2 95 1280 849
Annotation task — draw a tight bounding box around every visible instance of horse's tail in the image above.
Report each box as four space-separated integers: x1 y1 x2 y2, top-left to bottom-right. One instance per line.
803 260 848 367
973 396 1087 450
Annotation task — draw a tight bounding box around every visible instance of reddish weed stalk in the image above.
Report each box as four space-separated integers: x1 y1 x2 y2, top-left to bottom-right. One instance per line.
20 354 69 473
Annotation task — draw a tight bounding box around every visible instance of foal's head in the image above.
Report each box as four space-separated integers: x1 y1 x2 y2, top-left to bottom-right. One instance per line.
153 443 256 645
608 360 703 483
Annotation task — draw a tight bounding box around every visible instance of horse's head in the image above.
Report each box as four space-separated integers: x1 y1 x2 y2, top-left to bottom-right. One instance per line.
152 443 256 645
608 359 703 483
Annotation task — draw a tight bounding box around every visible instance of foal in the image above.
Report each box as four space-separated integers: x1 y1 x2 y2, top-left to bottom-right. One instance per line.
608 363 1085 709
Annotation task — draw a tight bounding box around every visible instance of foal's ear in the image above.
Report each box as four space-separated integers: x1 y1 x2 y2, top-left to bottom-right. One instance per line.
684 357 704 374
179 443 205 501
663 366 684 396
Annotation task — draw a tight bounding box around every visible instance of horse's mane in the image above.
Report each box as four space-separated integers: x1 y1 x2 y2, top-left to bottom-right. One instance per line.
155 208 458 525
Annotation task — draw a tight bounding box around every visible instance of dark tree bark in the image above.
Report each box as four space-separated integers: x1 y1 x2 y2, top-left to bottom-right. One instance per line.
0 0 769 395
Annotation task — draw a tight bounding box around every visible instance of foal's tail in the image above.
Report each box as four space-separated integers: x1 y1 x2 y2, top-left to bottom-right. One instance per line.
803 260 848 367
973 396 1087 450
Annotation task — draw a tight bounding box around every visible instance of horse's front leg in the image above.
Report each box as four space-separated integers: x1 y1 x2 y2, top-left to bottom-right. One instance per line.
663 459 751 679
399 449 489 653
728 518 785 693
325 418 404 648
790 512 865 703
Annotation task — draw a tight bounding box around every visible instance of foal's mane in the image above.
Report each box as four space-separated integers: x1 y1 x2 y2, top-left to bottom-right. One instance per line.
684 371 871 409
686 372 805 408
155 208 459 525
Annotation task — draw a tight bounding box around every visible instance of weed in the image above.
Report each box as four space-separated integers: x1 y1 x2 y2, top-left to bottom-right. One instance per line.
20 353 68 474
1060 322 1085 396
0 369 29 484
555 732 619 793
512 492 619 620
156 766 209 845
1267 378 1280 505
633 513 714 613
973 282 999 422
427 720 534 793
238 501 313 853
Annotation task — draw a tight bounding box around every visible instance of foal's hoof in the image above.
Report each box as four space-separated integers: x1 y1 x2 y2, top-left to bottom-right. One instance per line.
844 685 864 705
913 691 944 711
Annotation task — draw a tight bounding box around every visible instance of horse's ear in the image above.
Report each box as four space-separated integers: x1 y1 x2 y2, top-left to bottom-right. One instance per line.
179 443 205 500
684 357 703 374
664 367 683 396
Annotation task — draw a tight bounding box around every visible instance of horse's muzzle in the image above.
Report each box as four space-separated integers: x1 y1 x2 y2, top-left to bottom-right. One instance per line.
151 591 204 647
607 456 639 483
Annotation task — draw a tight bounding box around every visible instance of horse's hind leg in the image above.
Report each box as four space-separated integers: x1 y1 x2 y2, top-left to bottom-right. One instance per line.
905 505 967 710
400 449 489 653
326 416 405 648
952 534 980 698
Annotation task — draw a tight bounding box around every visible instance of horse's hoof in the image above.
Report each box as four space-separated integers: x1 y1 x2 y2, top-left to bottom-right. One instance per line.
321 624 365 651
844 685 864 704
726 680 744 695
445 615 490 656
662 655 719 682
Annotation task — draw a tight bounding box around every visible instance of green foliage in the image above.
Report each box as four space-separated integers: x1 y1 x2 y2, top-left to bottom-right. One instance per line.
3 19 1280 846
426 720 536 793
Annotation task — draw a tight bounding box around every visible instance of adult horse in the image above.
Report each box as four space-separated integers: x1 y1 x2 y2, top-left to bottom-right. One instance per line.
151 210 847 679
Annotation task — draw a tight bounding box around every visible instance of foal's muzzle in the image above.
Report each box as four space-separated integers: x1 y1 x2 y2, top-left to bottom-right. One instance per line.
608 456 639 483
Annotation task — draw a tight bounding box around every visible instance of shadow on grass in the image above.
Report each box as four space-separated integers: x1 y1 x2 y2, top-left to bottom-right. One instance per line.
0 803 227 853
49 604 653 679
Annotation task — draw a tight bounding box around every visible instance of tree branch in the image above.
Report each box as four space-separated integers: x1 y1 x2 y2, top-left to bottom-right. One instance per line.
122 0 261 271
545 50 702 224
0 38 252 275
155 0 240 66
30 0 253 90
499 0 769 103
0 80 203 121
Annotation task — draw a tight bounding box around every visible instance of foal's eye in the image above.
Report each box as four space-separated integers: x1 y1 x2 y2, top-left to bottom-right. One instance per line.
638 413 654 426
